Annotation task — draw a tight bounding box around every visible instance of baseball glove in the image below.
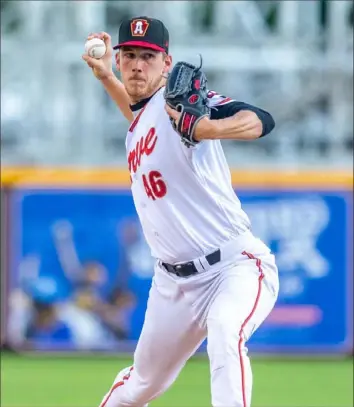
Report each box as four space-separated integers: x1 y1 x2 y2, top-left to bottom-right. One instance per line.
164 55 210 147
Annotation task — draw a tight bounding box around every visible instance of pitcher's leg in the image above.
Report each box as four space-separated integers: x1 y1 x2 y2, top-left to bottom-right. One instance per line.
99 266 206 407
207 252 278 407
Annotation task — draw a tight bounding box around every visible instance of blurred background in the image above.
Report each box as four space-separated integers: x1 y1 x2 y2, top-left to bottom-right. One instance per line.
1 1 353 407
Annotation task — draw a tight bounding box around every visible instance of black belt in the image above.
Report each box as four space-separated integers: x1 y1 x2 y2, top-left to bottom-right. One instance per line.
162 249 221 277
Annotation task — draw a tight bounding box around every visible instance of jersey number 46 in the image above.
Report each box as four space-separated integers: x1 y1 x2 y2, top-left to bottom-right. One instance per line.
142 171 167 200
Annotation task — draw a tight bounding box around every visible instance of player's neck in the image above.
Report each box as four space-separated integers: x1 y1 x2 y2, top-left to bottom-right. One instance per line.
130 84 165 112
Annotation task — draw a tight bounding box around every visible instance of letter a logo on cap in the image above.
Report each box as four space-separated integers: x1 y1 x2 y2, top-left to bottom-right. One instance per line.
131 19 149 37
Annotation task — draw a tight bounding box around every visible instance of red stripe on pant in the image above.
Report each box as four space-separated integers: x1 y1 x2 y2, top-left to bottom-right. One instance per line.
100 367 134 407
239 251 265 407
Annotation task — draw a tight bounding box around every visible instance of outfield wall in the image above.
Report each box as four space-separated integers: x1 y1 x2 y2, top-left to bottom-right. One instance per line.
1 168 353 355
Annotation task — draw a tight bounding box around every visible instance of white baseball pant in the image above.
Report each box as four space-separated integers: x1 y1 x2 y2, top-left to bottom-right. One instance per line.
99 230 279 407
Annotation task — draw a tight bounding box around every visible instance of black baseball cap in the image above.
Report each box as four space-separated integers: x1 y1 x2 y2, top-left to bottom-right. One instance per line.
113 16 169 53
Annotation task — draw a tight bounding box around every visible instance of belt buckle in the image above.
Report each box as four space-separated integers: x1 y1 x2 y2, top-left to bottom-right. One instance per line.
175 262 197 277
174 264 183 277
162 261 198 277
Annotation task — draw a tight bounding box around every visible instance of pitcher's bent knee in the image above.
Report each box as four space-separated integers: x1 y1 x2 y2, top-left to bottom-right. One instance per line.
207 319 243 365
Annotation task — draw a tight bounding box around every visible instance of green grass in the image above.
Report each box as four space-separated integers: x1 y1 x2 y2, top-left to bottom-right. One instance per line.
1 352 353 407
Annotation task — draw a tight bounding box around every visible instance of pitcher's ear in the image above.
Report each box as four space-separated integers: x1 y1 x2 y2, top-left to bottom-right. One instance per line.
162 54 172 75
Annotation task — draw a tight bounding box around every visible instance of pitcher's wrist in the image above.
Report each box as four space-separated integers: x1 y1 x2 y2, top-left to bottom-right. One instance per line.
100 72 116 82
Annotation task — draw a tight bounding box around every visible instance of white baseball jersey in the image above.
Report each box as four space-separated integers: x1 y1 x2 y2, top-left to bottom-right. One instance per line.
126 87 251 264
102 81 278 407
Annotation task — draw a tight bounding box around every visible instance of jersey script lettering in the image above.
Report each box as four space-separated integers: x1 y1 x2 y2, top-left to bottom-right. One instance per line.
128 127 158 174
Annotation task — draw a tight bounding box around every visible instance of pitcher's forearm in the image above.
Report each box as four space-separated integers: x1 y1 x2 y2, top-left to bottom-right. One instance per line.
101 74 133 122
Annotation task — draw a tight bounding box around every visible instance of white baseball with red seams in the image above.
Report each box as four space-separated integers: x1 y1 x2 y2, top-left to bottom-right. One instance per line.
99 88 279 407
84 38 106 59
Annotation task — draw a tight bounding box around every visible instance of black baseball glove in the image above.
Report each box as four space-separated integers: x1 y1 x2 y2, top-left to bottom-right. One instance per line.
164 55 210 147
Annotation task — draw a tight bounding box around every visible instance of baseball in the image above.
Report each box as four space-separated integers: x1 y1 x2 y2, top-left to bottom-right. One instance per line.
85 38 106 59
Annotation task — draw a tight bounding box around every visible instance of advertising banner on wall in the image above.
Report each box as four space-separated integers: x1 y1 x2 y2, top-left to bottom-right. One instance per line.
5 187 353 354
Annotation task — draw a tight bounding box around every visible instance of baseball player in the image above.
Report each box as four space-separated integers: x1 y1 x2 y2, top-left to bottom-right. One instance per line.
83 16 279 407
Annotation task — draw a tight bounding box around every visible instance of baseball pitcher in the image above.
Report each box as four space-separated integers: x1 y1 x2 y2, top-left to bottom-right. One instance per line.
82 16 279 407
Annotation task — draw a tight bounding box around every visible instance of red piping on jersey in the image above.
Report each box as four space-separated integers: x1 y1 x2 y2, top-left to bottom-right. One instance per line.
238 251 265 407
100 367 134 407
216 97 232 106
129 105 147 133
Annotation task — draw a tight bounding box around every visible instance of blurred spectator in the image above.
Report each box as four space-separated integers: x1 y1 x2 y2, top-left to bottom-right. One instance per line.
23 277 74 350
52 220 110 299
57 286 118 351
75 261 109 301
53 217 155 341
26 301 73 350
7 287 33 348
51 218 138 345
98 288 136 340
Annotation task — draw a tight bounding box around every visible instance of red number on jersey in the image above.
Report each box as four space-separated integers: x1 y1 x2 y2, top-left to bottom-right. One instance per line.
149 171 167 198
142 174 156 200
142 171 167 200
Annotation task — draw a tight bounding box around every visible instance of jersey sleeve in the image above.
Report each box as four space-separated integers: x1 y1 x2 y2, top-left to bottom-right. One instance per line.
206 90 275 137
206 91 235 109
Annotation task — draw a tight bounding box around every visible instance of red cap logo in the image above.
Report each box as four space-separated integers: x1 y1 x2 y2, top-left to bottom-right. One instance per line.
131 19 149 37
